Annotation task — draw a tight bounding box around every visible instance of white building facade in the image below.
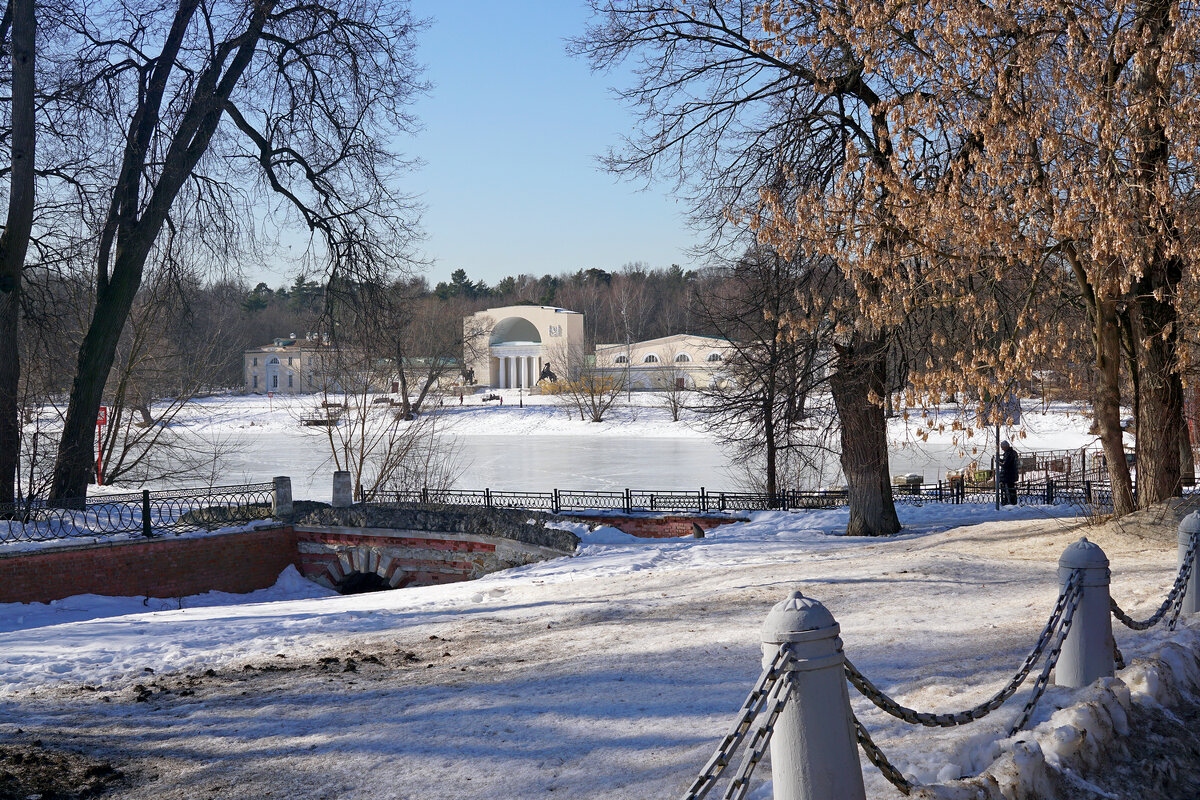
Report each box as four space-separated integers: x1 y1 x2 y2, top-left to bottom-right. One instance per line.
594 333 732 390
463 305 585 388
243 334 332 394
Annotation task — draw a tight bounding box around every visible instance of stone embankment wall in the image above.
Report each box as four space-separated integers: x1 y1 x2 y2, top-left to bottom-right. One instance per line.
0 508 740 604
564 514 743 538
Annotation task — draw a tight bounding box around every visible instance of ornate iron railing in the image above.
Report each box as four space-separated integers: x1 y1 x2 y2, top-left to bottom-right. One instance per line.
0 483 275 543
363 479 1127 515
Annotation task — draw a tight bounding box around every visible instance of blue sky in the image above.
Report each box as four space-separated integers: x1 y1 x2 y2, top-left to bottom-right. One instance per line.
400 0 702 287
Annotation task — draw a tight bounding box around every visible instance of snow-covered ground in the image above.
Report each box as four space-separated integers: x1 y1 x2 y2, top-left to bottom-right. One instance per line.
0 502 1190 799
79 392 1103 498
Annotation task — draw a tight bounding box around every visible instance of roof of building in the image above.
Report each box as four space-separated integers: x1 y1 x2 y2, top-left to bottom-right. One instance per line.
244 336 332 354
595 333 733 352
471 305 581 316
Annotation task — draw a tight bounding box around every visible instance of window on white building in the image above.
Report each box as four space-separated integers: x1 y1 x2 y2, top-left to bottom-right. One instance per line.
272 374 278 388
615 355 628 364
706 352 723 362
675 353 690 362
643 354 659 363
252 357 258 366
253 375 258 388
288 374 293 387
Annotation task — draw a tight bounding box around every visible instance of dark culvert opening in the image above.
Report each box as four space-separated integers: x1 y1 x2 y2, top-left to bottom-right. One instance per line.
336 572 392 595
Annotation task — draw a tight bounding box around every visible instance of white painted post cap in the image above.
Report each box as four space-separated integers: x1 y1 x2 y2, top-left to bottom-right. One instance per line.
1180 511 1200 539
762 590 840 642
1058 537 1109 570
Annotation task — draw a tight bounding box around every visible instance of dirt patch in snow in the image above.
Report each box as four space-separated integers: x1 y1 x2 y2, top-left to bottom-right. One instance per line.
0 740 123 800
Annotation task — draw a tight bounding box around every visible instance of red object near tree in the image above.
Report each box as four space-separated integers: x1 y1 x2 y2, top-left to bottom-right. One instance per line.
96 406 107 486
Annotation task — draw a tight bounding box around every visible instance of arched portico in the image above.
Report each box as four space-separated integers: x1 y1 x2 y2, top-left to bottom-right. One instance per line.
464 306 583 389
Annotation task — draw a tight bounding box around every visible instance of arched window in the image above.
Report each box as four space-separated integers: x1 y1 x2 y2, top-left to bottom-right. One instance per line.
674 353 691 362
643 354 659 364
614 355 628 364
706 352 723 363
268 357 280 365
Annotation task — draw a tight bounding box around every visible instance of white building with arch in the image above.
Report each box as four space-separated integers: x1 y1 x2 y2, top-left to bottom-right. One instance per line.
463 305 584 388
594 333 732 389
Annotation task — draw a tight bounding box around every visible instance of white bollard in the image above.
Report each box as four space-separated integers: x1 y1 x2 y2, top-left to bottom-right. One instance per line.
272 475 293 517
1055 537 1114 688
1179 511 1200 615
332 471 353 508
762 591 865 800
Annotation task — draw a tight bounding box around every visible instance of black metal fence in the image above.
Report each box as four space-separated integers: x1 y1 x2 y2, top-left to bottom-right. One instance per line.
364 478 1121 515
0 475 1131 546
0 483 275 543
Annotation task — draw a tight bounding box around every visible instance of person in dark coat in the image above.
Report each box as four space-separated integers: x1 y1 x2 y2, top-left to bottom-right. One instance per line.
999 440 1019 505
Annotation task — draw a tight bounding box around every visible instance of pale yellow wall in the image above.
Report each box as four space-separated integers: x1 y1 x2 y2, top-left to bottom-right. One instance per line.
464 306 584 387
595 334 732 389
243 346 329 394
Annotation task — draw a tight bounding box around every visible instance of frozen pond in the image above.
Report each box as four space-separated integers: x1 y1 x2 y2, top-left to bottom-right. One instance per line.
74 393 1083 500
203 429 987 501
211 430 737 499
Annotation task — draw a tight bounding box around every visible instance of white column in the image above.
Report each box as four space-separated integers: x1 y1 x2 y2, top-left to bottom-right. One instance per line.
507 356 516 388
525 356 534 388
496 356 505 388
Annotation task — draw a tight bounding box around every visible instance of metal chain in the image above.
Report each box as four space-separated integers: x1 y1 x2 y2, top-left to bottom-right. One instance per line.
1113 640 1126 671
1110 534 1196 631
853 711 913 796
845 570 1083 728
679 644 792 800
1009 572 1083 734
1168 540 1196 631
721 670 792 800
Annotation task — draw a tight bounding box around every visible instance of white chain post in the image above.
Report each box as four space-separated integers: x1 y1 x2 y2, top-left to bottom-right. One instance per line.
1056 537 1114 688
1179 511 1200 615
272 475 293 517
761 591 866 800
332 471 352 508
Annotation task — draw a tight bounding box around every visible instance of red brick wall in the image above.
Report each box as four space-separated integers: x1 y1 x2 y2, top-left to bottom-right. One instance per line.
567 514 742 539
0 527 300 605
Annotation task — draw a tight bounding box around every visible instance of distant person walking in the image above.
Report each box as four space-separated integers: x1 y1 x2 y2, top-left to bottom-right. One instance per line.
999 440 1019 506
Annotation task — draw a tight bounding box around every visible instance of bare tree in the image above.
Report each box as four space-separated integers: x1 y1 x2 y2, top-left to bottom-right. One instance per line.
95 271 242 485
392 292 475 418
314 320 460 500
652 345 693 422
545 338 626 423
0 0 36 502
575 1 905 533
692 248 836 501
41 0 425 500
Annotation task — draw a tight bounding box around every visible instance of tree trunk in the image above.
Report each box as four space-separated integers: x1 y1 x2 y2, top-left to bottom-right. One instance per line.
0 0 36 503
1094 300 1136 515
1131 297 1182 506
50 261 145 500
763 381 777 497
1180 402 1196 488
830 334 900 536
